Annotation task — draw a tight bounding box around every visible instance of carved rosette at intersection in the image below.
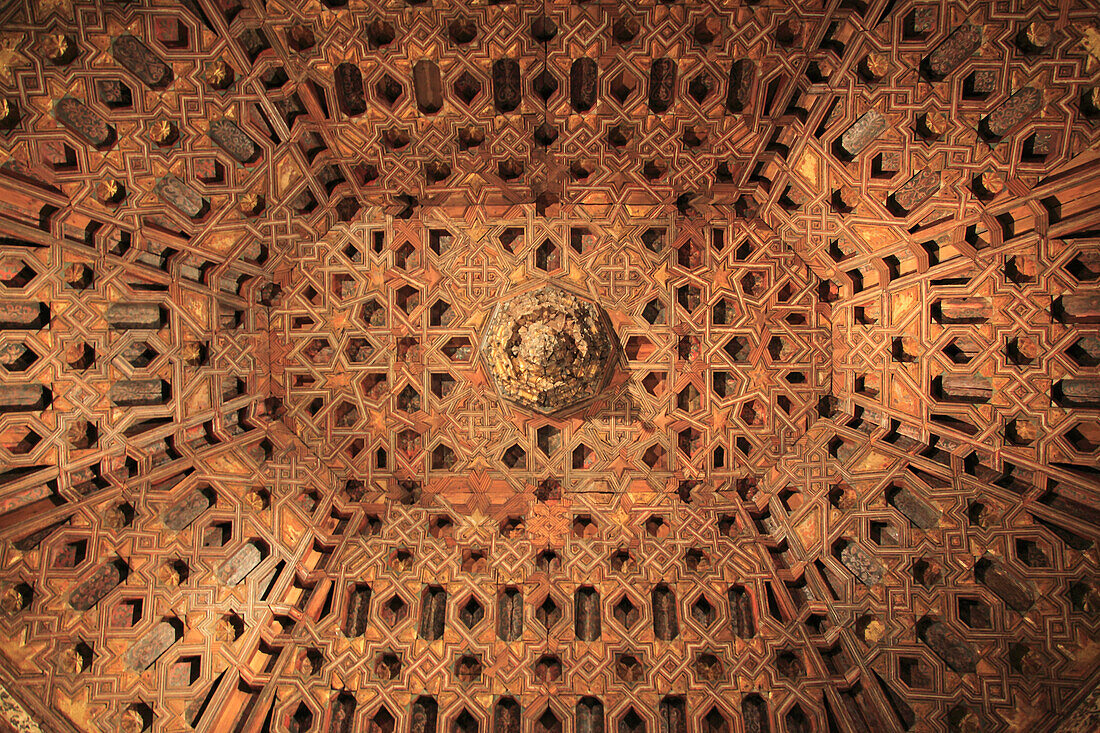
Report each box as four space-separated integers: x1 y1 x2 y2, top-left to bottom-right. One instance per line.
482 284 616 414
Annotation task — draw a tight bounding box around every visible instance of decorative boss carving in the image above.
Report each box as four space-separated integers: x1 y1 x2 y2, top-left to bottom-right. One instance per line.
482 285 617 414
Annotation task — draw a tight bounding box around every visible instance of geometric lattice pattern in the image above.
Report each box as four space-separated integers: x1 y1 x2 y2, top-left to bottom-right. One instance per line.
0 0 1097 732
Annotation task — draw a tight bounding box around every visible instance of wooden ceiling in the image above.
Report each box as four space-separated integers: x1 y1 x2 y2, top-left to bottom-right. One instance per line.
0 0 1097 731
